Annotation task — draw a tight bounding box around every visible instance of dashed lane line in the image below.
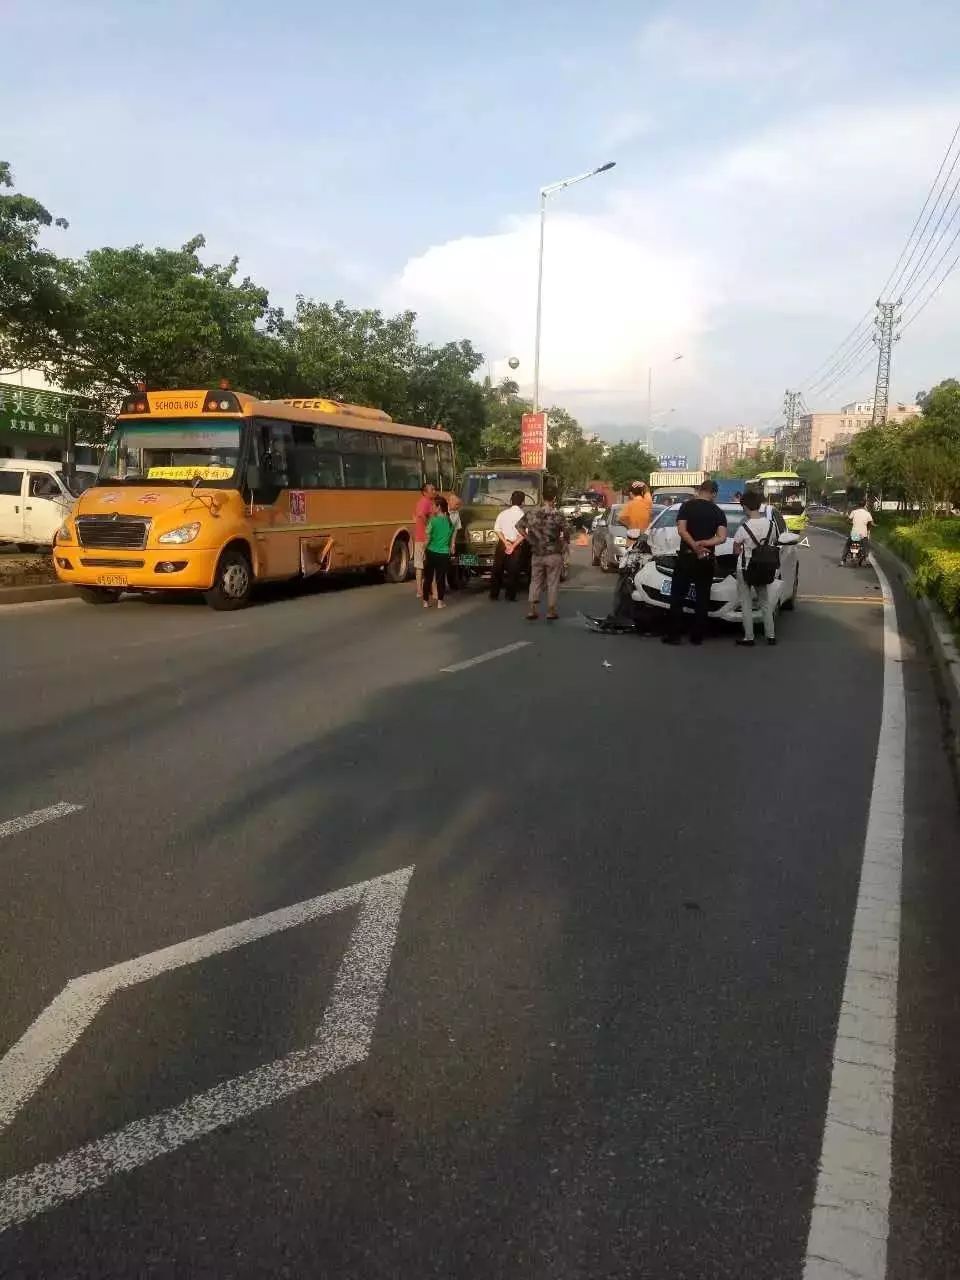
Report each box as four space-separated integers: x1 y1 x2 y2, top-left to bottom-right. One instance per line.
802 554 905 1280
0 803 83 841
440 641 531 673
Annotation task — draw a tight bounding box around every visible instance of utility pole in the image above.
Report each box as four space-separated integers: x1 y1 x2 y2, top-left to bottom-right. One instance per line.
871 298 902 425
782 389 800 467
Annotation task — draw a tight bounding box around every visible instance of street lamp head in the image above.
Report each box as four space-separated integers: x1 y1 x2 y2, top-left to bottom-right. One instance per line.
507 356 520 370
596 161 616 174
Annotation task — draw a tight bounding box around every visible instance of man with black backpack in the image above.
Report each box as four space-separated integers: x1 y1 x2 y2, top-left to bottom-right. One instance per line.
733 490 779 647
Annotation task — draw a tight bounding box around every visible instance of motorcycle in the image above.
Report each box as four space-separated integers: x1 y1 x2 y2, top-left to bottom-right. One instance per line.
581 531 649 632
843 533 869 568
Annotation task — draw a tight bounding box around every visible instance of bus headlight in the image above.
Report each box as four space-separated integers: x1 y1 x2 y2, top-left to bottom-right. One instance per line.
158 522 201 545
56 522 73 543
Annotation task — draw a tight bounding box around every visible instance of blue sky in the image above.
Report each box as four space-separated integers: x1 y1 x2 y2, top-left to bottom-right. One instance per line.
4 0 960 436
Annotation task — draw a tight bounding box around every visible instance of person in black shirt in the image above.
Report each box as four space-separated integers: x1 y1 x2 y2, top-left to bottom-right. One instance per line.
662 480 728 646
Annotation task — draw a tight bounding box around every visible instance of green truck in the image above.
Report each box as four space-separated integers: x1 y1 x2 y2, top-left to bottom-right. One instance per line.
455 463 569 582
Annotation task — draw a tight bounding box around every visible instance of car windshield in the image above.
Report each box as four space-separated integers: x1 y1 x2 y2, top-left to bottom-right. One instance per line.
60 471 97 497
98 422 242 486
460 471 541 507
653 507 743 536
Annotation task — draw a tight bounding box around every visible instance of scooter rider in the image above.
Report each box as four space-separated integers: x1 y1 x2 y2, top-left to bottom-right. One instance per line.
841 503 873 564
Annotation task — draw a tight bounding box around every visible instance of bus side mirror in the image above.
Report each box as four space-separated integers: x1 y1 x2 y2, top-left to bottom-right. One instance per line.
246 464 263 492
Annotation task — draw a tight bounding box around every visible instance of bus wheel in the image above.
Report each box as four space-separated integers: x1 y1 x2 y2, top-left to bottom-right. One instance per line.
205 548 252 611
384 538 410 583
77 586 122 605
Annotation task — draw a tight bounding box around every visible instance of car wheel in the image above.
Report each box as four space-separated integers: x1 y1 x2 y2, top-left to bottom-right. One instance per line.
780 566 799 611
384 537 410 583
204 548 253 611
599 545 613 573
76 586 122 605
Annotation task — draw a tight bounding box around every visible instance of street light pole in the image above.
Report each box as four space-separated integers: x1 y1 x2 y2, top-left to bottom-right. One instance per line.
533 161 616 413
646 353 683 449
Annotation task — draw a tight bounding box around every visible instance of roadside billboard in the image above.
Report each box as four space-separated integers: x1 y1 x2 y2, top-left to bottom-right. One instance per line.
520 412 547 469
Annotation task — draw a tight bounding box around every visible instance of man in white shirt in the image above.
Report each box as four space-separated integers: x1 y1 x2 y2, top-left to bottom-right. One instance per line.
489 490 527 601
842 504 874 564
733 490 778 646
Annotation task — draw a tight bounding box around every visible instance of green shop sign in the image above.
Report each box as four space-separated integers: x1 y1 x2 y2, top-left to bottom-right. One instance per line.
0 383 98 441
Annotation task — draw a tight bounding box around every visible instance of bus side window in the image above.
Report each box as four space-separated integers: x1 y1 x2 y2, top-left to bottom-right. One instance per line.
382 435 422 490
342 430 386 489
289 423 344 488
421 442 440 489
439 442 456 491
256 418 291 488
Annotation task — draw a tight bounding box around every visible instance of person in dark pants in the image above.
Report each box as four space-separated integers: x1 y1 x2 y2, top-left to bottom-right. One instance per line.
489 490 527 601
662 479 728 646
422 497 455 609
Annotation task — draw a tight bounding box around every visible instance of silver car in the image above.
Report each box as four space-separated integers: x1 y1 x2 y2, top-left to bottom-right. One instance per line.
591 503 665 572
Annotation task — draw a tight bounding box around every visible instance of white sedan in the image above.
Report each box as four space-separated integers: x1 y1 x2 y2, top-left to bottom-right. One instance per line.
631 503 800 623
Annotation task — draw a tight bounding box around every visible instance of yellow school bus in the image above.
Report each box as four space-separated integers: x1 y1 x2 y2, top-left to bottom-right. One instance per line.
53 387 456 608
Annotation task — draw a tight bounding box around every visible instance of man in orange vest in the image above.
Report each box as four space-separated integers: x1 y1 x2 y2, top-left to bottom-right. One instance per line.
619 480 653 532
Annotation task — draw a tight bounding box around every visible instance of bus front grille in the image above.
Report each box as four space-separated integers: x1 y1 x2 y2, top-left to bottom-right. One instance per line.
76 517 149 550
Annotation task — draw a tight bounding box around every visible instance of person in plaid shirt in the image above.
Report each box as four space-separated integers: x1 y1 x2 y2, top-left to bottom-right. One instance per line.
518 486 568 621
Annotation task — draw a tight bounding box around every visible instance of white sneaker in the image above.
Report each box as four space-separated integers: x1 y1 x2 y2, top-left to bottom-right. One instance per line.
437 600 447 609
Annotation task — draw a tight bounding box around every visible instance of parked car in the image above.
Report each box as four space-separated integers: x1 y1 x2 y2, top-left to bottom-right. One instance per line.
0 460 98 550
633 503 800 623
591 503 666 572
560 493 603 530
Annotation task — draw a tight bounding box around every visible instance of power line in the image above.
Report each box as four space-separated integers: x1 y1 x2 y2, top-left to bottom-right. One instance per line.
902 239 960 330
798 116 960 402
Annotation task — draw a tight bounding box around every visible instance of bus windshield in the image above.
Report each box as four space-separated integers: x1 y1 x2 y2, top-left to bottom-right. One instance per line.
99 422 243 486
460 471 542 506
754 475 807 516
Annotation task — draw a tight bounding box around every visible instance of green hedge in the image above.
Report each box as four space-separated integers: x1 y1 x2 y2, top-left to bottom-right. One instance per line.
874 517 960 621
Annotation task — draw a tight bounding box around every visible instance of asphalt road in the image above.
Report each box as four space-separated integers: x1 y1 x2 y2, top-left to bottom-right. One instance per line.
0 531 957 1279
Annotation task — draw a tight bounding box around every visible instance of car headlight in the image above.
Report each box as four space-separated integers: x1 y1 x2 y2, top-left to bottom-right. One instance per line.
157 522 201 545
613 536 627 547
56 521 73 543
469 530 485 544
486 529 498 543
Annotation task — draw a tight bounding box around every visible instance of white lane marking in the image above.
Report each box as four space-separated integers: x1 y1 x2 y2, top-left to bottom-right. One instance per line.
803 555 904 1280
0 866 413 1231
0 803 83 841
440 641 531 673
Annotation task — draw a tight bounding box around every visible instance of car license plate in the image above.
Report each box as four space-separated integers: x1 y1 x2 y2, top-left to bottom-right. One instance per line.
96 574 128 587
460 554 480 566
662 578 695 602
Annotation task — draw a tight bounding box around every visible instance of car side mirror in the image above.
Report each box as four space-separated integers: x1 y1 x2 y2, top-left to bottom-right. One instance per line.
778 531 800 546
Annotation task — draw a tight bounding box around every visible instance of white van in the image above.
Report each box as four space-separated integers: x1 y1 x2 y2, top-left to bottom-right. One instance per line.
0 460 99 549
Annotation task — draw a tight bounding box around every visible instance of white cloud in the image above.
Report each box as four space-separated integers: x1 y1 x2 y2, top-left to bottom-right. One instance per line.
635 15 834 83
600 110 657 150
384 96 960 431
382 213 710 422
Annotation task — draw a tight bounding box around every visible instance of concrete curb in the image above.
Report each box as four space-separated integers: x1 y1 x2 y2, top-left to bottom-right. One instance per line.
813 522 960 765
0 582 77 606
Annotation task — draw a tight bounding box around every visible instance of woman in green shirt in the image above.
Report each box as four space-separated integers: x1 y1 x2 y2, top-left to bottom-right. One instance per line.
423 497 455 608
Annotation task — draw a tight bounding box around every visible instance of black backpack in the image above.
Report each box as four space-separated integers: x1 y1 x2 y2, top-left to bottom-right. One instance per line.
743 519 779 586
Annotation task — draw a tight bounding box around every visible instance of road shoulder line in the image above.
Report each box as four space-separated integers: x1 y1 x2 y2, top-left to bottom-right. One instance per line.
0 803 83 841
803 556 905 1280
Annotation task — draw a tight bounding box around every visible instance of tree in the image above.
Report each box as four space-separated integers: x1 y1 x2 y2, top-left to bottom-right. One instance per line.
603 440 659 493
42 236 284 407
795 459 827 500
0 161 74 374
286 300 487 463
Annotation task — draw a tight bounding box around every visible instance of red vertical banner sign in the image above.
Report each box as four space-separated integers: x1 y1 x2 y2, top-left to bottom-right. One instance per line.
520 412 547 469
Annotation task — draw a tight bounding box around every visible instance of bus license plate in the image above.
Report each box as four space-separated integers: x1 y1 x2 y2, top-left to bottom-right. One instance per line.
460 554 480 566
96 574 128 587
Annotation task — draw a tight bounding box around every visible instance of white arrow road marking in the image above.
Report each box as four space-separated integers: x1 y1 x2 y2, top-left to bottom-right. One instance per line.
0 865 413 1232
440 641 531 673
799 535 811 546
0 803 83 841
